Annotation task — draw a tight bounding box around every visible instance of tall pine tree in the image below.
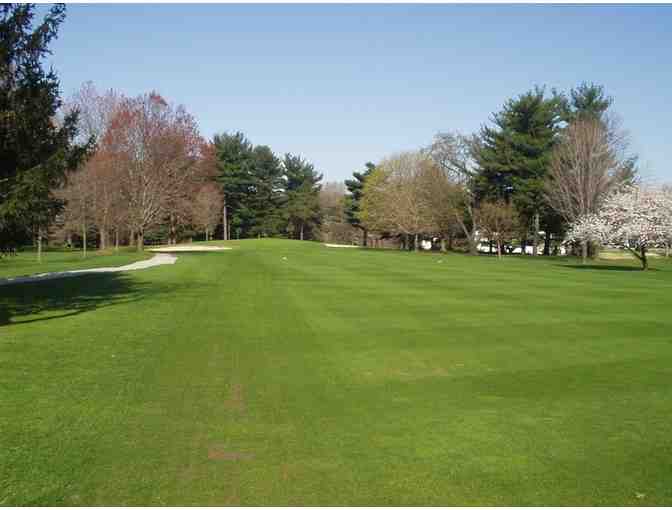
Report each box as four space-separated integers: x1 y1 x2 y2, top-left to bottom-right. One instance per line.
284 153 322 240
344 162 375 247
0 4 90 253
248 145 285 238
556 81 613 124
473 87 561 254
214 131 254 239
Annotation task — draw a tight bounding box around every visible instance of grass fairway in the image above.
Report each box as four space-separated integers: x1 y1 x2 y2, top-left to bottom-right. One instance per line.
2 239 672 505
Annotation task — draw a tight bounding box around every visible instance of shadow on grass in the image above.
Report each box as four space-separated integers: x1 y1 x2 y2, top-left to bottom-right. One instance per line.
0 272 177 327
558 264 654 272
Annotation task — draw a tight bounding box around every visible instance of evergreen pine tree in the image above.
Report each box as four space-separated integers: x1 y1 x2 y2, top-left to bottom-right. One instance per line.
344 162 375 246
214 131 254 239
0 4 90 253
284 153 322 240
473 87 561 254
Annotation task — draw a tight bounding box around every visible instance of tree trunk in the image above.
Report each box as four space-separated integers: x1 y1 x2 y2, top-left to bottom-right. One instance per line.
532 212 540 256
625 246 648 270
222 204 228 241
300 223 304 241
448 233 453 251
543 230 551 256
115 229 120 251
414 233 419 252
136 231 144 251
100 228 107 251
440 238 447 253
36 229 42 263
82 223 87 259
581 240 588 265
467 235 478 256
497 239 502 259
169 214 177 245
666 243 670 258
363 228 368 248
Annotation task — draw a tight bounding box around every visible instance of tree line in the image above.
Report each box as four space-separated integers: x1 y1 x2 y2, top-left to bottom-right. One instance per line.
342 82 656 263
2 5 668 268
55 95 324 253
56 86 323 253
0 5 323 256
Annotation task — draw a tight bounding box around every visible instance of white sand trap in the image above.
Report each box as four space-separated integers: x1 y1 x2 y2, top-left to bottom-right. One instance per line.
0 253 177 287
324 243 359 248
148 245 231 253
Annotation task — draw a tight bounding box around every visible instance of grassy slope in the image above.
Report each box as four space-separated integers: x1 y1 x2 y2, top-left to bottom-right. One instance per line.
1 239 671 505
0 248 152 279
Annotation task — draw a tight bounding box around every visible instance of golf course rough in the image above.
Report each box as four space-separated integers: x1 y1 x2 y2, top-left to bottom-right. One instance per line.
1 239 671 505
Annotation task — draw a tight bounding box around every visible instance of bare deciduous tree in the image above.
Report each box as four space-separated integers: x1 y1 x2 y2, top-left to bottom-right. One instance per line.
102 93 203 250
63 83 125 249
478 200 518 259
65 81 122 144
160 107 204 245
360 151 437 251
318 182 358 244
192 183 223 241
418 161 465 252
545 116 637 262
427 132 480 254
57 168 95 258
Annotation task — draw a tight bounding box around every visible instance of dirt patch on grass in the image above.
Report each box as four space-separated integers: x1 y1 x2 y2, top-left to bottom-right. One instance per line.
224 383 245 413
208 449 254 461
224 484 241 506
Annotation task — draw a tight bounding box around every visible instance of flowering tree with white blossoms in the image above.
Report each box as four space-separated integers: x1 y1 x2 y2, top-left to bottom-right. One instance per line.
662 185 672 257
567 185 672 270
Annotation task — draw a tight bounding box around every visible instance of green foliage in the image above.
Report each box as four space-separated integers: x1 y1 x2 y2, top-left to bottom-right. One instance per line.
247 145 285 237
213 133 284 237
473 87 564 241
473 87 560 206
284 153 322 240
358 164 391 233
0 4 91 252
555 81 613 123
214 133 321 239
213 131 253 236
344 162 375 229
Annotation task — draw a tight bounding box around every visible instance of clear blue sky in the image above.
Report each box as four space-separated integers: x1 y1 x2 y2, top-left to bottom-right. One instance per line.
48 4 671 183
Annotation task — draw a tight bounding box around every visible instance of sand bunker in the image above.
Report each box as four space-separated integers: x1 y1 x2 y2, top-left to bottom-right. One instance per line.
148 245 232 253
324 244 359 248
0 253 177 287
